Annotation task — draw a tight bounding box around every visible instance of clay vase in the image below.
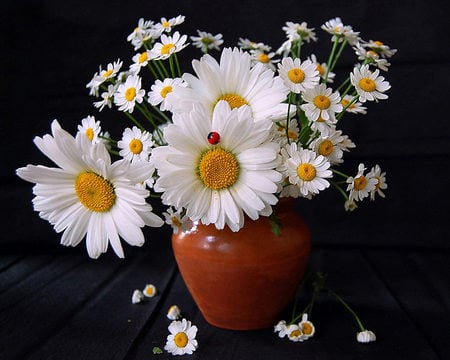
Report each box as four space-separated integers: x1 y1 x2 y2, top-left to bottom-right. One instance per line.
171 198 311 330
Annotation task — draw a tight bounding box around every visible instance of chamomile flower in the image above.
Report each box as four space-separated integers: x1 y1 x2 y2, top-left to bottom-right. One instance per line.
286 324 305 342
285 143 332 198
282 21 318 43
151 101 281 232
77 115 102 144
308 54 335 83
164 318 198 356
190 30 223 53
300 83 342 123
321 17 360 45
163 207 191 234
143 284 157 297
353 43 391 72
250 49 278 71
151 31 189 60
114 74 145 113
350 64 391 102
117 126 154 162
153 15 185 36
368 164 387 200
127 18 154 44
274 320 288 338
16 120 164 259
170 47 290 122
309 127 355 165
363 39 397 59
357 330 377 343
278 57 320 93
299 313 315 339
94 84 117 111
272 119 299 146
148 77 187 111
167 305 182 320
346 163 378 202
130 50 155 74
238 38 272 52
340 94 367 114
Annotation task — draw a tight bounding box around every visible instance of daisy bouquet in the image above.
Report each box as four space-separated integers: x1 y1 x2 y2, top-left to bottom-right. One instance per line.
17 15 395 260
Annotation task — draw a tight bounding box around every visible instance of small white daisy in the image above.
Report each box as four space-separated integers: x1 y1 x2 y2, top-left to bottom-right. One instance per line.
143 284 157 297
151 31 189 60
238 38 272 52
321 17 360 45
151 101 281 232
129 50 156 74
153 15 185 37
190 30 223 53
249 49 278 71
300 83 342 124
357 330 377 343
274 320 288 338
117 126 154 162
353 43 391 72
170 47 290 123
282 21 318 43
164 318 198 356
299 313 315 339
350 64 391 102
127 18 154 44
272 119 299 147
309 127 355 165
363 39 397 59
114 74 146 113
285 143 332 198
286 324 305 342
77 115 102 144
16 120 164 259
94 84 117 111
341 94 367 114
163 207 191 234
278 57 320 93
148 77 187 111
131 289 145 304
346 163 378 202
308 54 335 83
167 305 182 320
368 164 387 200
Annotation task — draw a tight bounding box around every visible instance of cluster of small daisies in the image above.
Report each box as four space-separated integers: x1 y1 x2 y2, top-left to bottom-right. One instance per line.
275 272 377 344
17 15 395 258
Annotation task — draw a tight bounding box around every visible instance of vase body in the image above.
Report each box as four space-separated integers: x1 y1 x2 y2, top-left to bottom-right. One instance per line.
171 199 311 330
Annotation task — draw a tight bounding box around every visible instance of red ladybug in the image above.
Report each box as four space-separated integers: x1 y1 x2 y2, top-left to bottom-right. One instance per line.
207 131 220 145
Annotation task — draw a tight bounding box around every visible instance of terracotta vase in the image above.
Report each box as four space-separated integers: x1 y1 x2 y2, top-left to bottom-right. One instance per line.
171 198 311 330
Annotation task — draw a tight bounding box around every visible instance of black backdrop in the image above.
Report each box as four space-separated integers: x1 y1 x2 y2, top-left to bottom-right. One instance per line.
1 1 450 359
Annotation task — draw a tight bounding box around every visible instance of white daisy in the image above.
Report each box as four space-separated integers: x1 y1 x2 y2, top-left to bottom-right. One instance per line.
286 324 305 342
170 47 290 123
238 38 272 52
308 54 335 83
321 17 360 45
363 39 397 59
151 101 281 232
93 84 117 111
163 207 191 234
357 330 377 343
282 21 318 43
127 18 154 44
278 57 319 93
346 163 378 202
249 49 278 71
114 74 146 113
77 115 102 144
353 43 391 72
153 15 185 36
143 284 157 297
300 83 342 124
350 64 391 102
190 30 223 53
274 320 288 338
151 31 188 60
368 164 387 200
167 305 182 320
285 143 332 198
129 50 156 74
117 126 154 162
272 119 299 147
16 120 163 259
309 127 355 165
164 318 198 356
299 313 315 339
341 94 367 114
148 77 187 111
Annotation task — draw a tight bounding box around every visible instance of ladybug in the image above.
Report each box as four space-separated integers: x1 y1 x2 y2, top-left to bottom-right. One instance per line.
207 131 220 145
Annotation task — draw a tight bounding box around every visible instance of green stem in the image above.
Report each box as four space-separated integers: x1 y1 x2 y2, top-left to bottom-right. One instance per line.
123 111 145 132
329 38 348 73
324 36 339 83
327 287 366 331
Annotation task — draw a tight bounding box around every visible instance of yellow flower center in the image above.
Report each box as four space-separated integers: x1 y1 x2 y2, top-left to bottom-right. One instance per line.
302 323 314 335
354 175 367 190
297 163 316 181
129 138 143 154
373 40 384 46
162 21 170 28
341 99 356 109
138 52 148 64
85 128 94 142
198 148 240 190
288 68 306 84
144 286 155 296
161 43 175 55
318 139 334 156
258 53 270 63
171 216 182 228
367 50 378 58
217 93 248 109
290 329 302 338
75 172 116 212
125 87 137 101
313 95 331 110
160 85 173 98
374 176 382 190
316 63 325 76
174 332 188 348
358 78 376 92
102 69 113 78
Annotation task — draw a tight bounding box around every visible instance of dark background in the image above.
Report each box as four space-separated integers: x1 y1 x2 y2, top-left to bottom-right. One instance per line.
1 1 450 359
